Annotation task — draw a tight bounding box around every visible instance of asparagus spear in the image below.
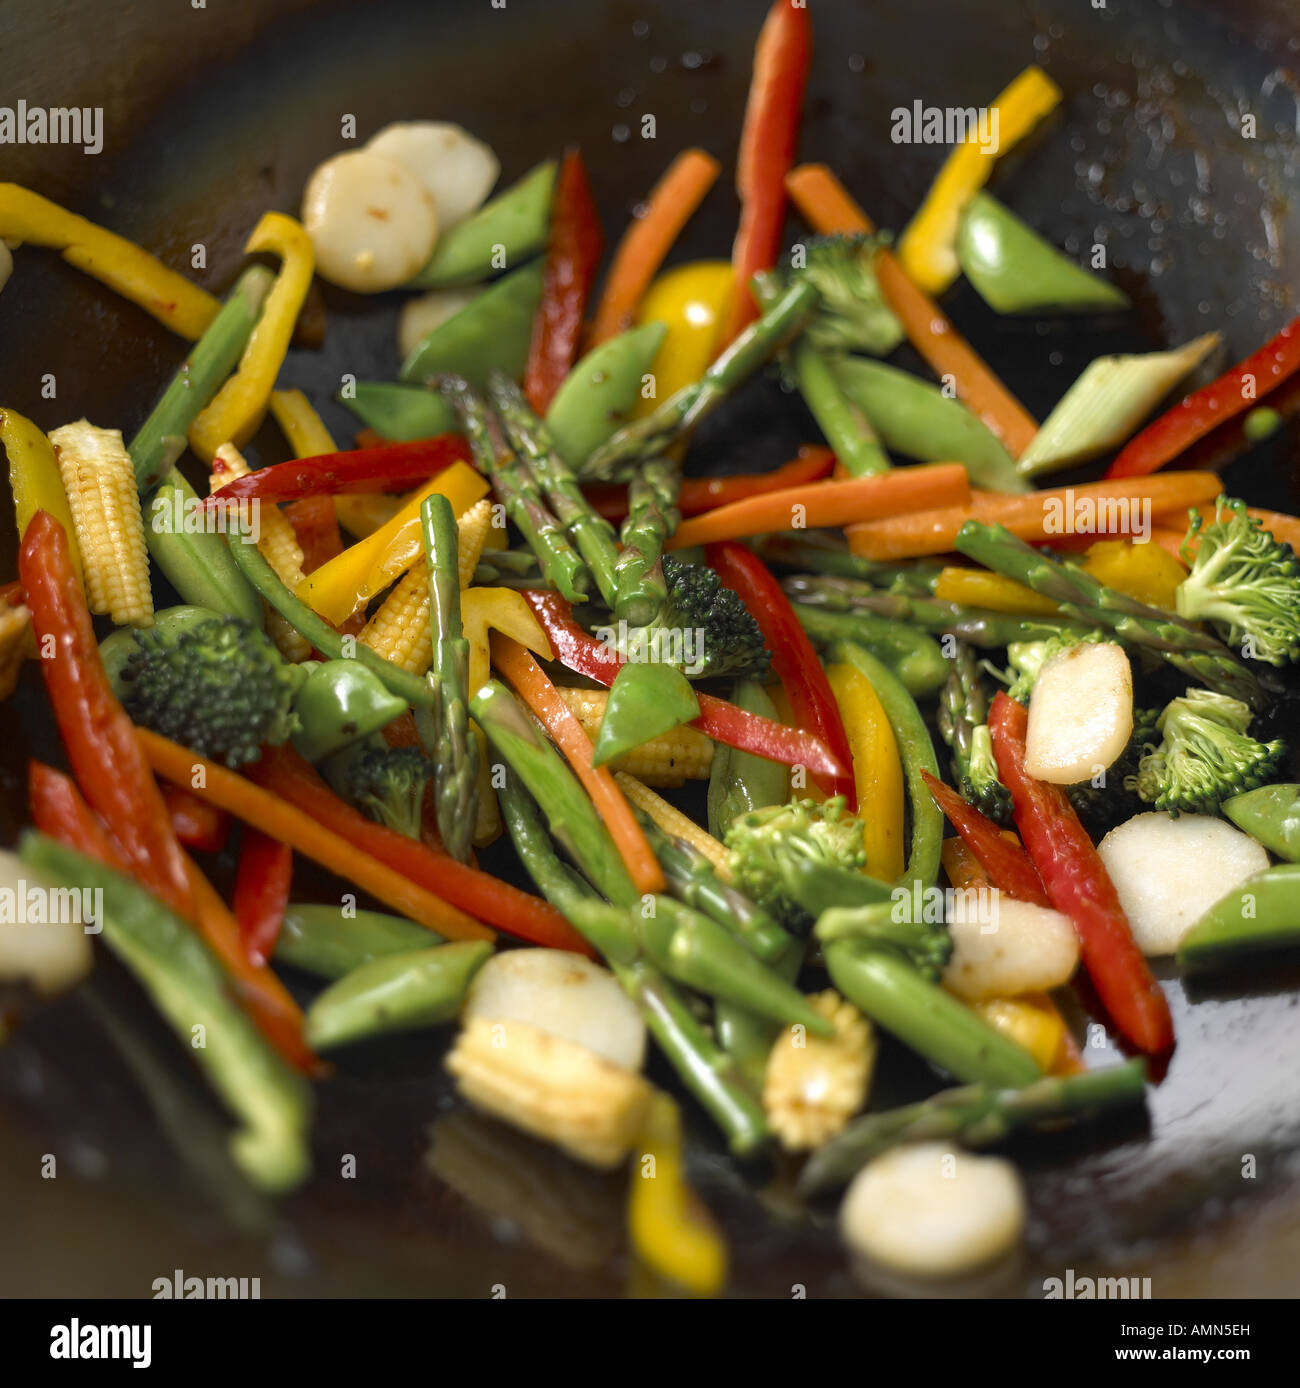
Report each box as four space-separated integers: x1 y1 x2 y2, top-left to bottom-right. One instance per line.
798 1058 1150 1196
416 493 478 862
614 452 681 625
754 533 945 592
936 641 1014 826
580 278 819 481
487 370 622 608
441 374 590 604
954 521 1263 704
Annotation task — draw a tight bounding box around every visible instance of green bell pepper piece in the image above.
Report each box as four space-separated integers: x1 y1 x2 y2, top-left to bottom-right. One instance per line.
1177 863 1300 970
18 832 312 1193
957 191 1131 316
828 354 1027 493
706 679 788 839
591 662 700 767
341 382 458 441
544 322 667 467
1221 784 1300 862
304 940 493 1049
400 260 544 389
407 160 557 289
275 903 439 980
290 659 409 763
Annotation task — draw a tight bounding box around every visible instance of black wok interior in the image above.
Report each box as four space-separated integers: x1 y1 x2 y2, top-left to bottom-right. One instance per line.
1 0 1299 1296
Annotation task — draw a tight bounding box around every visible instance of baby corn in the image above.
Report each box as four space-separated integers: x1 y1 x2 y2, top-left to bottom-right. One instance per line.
613 772 729 873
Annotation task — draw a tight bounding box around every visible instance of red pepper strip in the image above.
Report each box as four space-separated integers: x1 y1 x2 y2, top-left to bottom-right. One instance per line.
203 434 472 507
1106 315 1300 478
525 148 604 413
233 828 293 967
920 771 1050 907
19 510 194 920
720 0 812 346
163 784 232 853
285 495 346 575
244 743 593 955
987 693 1174 1055
521 589 845 777
29 760 122 866
704 543 855 803
583 445 835 523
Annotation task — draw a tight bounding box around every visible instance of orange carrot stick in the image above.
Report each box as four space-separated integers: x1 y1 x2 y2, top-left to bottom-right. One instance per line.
136 729 495 944
667 461 970 549
785 163 1039 457
846 472 1224 561
589 149 721 345
491 632 666 895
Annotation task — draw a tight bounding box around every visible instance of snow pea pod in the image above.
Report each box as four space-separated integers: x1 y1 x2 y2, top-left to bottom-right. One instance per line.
706 680 787 839
401 259 544 389
1221 784 1300 862
304 940 493 1049
290 660 408 763
591 662 699 767
1177 863 1300 970
957 191 1130 316
275 903 438 979
342 382 458 441
408 160 556 289
544 321 666 468
793 603 949 698
828 355 1026 493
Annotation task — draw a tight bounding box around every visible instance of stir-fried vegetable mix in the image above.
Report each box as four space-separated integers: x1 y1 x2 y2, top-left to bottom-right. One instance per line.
5 0 1300 1295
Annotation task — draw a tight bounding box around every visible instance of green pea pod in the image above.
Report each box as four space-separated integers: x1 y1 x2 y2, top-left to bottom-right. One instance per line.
957 191 1131 316
590 662 699 767
1221 784 1300 862
18 832 312 1193
341 382 458 441
275 904 439 979
290 659 409 763
792 603 948 697
400 260 544 389
408 160 557 289
305 941 492 1049
713 942 802 1090
1177 863 1300 970
545 322 667 467
707 680 788 840
828 355 1027 494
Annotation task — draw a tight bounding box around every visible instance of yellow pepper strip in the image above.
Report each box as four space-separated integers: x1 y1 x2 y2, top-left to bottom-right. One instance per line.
633 261 734 420
1081 538 1186 612
0 407 84 587
0 599 30 701
296 461 488 625
627 1091 727 1297
826 662 904 881
189 214 315 462
934 566 1062 616
971 996 1066 1073
897 66 1063 295
268 389 401 539
466 587 553 705
0 184 219 340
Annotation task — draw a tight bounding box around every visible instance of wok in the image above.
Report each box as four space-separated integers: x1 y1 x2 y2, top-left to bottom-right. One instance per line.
1 0 1299 1298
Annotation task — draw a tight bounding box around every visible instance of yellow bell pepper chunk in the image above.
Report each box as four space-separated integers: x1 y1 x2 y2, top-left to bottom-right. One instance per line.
826 662 904 881
269 389 401 540
934 566 1062 616
297 461 488 625
1082 539 1186 612
189 214 315 462
627 1091 727 1297
0 407 84 587
634 261 734 418
897 66 1063 295
972 995 1067 1073
470 590 553 699
0 184 220 340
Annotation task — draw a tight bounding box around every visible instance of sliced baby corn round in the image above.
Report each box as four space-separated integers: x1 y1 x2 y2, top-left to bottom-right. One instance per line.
557 687 714 786
446 1015 653 1169
48 420 153 627
763 990 875 1151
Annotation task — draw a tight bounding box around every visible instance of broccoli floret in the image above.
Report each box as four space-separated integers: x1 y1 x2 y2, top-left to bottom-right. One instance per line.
119 613 302 768
1065 706 1161 836
788 233 905 356
1176 496 1300 666
1005 629 1110 703
966 723 1014 826
604 555 770 681
724 796 867 929
324 741 432 839
1135 688 1285 816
